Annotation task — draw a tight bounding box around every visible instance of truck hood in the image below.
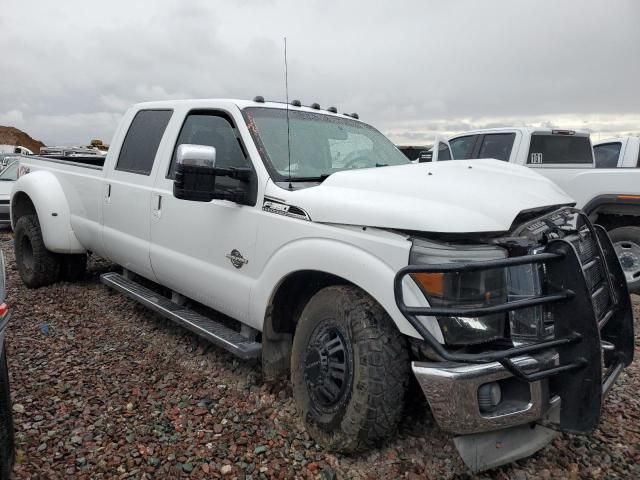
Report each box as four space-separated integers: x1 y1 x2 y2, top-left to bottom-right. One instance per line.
265 160 574 233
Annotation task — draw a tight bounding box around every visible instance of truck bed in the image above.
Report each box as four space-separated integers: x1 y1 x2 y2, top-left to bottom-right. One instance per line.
18 154 106 255
34 155 105 169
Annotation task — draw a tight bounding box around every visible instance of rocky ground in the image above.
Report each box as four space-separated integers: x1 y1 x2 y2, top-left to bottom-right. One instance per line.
2 230 639 479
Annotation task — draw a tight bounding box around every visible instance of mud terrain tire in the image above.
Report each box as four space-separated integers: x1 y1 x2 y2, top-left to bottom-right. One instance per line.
14 215 60 288
291 285 409 453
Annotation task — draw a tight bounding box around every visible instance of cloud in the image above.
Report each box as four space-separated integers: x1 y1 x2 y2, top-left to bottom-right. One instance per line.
0 110 25 126
1 0 639 145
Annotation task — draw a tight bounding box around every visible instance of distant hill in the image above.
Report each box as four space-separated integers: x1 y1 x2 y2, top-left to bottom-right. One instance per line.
0 126 45 153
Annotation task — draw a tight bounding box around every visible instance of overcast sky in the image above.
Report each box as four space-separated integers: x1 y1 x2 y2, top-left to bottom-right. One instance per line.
1 0 639 146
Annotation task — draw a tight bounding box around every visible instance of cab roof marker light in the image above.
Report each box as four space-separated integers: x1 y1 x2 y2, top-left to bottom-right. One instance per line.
551 129 575 135
291 99 302 107
253 95 265 103
351 113 359 119
327 106 338 113
310 103 321 110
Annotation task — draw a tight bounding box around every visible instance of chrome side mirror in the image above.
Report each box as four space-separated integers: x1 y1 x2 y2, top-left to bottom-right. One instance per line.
176 144 217 168
173 143 253 204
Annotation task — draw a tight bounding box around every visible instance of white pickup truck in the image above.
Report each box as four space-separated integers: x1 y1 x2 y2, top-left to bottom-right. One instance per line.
10 99 633 472
448 127 640 293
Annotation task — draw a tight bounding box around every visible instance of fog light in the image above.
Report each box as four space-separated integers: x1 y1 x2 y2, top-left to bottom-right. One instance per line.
478 382 502 413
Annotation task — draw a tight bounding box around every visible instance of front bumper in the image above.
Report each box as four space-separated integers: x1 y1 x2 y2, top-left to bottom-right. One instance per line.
412 354 551 435
394 212 634 470
412 348 624 437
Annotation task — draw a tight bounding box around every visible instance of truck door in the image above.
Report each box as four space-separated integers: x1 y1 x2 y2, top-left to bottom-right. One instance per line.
149 109 259 325
102 109 173 281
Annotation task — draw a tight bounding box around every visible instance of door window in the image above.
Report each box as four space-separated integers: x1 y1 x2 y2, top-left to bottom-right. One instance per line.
450 135 477 159
477 133 515 161
168 111 256 205
115 110 173 175
593 142 622 168
438 142 452 160
168 112 249 179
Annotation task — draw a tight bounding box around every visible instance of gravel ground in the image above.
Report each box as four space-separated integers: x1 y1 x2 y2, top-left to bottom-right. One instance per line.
2 230 639 479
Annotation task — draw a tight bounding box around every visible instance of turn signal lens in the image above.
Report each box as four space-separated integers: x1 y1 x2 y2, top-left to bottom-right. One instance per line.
411 272 445 298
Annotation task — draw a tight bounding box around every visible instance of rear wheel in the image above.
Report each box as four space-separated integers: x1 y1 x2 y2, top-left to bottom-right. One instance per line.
291 285 409 453
0 344 14 480
609 226 640 294
14 215 60 288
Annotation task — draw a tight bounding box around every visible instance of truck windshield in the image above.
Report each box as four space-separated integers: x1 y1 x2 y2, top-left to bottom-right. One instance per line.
527 133 593 165
0 161 18 181
243 107 409 181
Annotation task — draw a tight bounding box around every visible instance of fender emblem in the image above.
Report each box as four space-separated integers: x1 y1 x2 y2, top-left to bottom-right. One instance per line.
226 249 248 269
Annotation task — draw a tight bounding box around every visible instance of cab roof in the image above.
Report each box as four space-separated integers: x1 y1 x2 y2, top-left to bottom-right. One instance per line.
131 98 363 122
450 126 590 138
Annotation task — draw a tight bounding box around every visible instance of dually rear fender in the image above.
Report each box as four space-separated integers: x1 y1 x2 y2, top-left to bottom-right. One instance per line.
11 170 85 254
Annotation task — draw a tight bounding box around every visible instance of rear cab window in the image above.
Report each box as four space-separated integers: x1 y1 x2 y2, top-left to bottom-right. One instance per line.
115 109 173 175
527 132 593 165
593 142 622 168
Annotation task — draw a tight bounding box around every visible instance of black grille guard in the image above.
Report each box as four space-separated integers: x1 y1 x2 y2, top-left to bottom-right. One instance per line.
394 220 634 433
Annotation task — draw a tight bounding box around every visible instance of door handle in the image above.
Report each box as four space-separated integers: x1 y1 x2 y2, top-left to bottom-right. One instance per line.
104 184 112 204
152 193 162 218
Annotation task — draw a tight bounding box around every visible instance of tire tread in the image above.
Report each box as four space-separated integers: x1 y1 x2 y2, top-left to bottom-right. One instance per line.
292 285 409 453
14 215 60 288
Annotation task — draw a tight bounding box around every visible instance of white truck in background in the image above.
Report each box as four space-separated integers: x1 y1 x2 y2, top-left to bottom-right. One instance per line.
9 99 634 471
447 127 640 293
397 139 452 163
0 146 32 156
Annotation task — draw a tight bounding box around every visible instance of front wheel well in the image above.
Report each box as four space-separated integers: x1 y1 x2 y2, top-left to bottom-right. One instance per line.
270 271 351 335
11 191 37 226
261 270 353 381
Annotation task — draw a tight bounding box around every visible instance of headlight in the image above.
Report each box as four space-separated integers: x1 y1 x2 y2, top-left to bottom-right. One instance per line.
410 239 508 345
507 262 552 342
409 239 545 346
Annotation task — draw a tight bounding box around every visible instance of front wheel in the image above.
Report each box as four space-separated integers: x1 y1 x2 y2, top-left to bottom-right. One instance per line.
609 226 640 294
291 285 409 453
